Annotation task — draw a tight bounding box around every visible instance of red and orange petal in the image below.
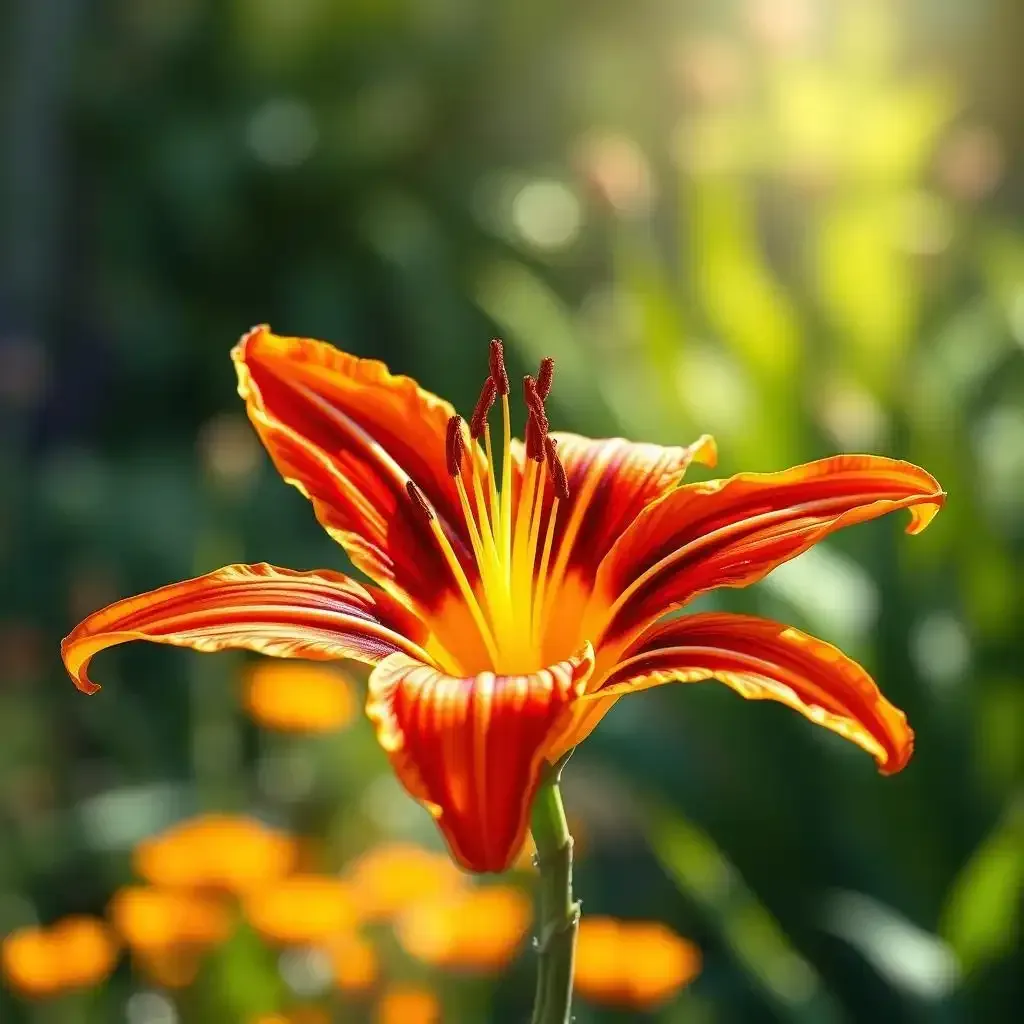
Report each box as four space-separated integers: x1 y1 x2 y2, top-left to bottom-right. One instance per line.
134 814 297 892
591 455 944 649
61 562 432 695
232 326 486 617
511 433 715 656
2 917 119 998
366 646 596 873
598 612 914 773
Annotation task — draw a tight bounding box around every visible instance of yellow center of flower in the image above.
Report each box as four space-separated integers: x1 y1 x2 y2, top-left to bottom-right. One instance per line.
407 342 572 675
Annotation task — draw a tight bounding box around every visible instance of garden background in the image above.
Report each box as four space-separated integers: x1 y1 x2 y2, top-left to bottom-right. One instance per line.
1 0 1021 1021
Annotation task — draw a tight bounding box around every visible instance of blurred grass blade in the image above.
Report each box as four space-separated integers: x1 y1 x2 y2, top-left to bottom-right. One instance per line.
642 801 844 1024
939 796 1024 975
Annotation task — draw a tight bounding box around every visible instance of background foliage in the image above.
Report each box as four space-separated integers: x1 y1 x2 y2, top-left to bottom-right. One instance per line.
2 0 1022 1021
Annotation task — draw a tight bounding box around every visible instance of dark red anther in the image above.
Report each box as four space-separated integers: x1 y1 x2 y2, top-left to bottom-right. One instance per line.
489 339 510 396
446 415 466 477
525 415 545 461
469 377 497 439
544 436 569 501
537 357 554 401
522 376 549 434
406 480 434 522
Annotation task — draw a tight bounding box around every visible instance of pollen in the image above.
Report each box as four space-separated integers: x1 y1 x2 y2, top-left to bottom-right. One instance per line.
446 415 466 477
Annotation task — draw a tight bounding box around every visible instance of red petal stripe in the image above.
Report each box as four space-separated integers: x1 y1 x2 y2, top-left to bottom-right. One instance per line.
598 612 914 773
62 563 431 694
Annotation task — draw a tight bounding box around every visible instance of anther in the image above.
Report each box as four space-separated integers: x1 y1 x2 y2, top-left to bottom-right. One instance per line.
446 415 466 477
469 377 497 439
406 480 434 521
544 436 569 501
489 339 510 396
537 357 554 401
525 415 546 461
523 376 549 435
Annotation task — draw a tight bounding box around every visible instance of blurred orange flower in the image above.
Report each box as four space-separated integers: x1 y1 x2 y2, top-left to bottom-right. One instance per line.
331 934 379 993
2 917 118 998
243 875 359 944
377 985 442 1024
243 661 357 733
132 948 202 989
396 885 531 973
134 814 297 893
250 1010 329 1024
347 843 465 921
109 886 233 951
574 917 701 1009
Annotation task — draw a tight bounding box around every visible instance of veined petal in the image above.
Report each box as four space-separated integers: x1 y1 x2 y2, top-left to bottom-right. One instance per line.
62 563 432 695
511 432 716 660
366 646 595 873
594 613 914 773
591 456 944 651
232 327 484 615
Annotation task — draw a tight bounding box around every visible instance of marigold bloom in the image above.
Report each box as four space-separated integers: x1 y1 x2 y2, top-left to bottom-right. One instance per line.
574 917 701 1008
346 843 467 920
109 886 233 951
331 934 379 993
134 814 297 892
395 885 532 972
377 986 442 1024
62 327 945 873
2 917 119 997
243 875 359 944
243 661 357 733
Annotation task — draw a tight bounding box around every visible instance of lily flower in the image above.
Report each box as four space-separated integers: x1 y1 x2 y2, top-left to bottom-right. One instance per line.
62 327 944 873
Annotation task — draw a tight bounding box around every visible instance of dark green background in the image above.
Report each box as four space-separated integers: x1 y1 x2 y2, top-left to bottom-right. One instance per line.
2 1 1021 1021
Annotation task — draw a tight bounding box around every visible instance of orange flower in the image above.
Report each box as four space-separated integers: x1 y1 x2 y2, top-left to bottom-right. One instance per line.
574 917 701 1008
346 843 466 920
2 917 118 997
109 886 233 951
395 884 532 973
243 661 357 733
331 934 379 993
62 328 945 872
243 875 359 944
377 986 442 1024
134 814 297 892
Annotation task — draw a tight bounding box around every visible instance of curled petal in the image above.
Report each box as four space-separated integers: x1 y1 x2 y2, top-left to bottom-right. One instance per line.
62 563 431 694
232 327 484 614
366 646 595 873
596 613 914 773
592 456 944 649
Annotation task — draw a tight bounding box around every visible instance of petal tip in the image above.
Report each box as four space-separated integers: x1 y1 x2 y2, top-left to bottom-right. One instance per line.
690 434 718 469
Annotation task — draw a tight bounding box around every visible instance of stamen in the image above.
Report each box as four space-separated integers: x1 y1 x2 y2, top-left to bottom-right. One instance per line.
489 339 510 396
446 415 466 477
469 378 497 439
537 357 554 400
523 376 549 436
406 480 433 521
544 436 569 501
525 416 545 461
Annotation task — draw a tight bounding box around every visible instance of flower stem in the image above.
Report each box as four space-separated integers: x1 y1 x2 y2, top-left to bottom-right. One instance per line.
529 771 580 1024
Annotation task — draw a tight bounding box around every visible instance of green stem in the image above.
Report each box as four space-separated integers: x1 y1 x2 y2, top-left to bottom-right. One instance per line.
529 772 580 1024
